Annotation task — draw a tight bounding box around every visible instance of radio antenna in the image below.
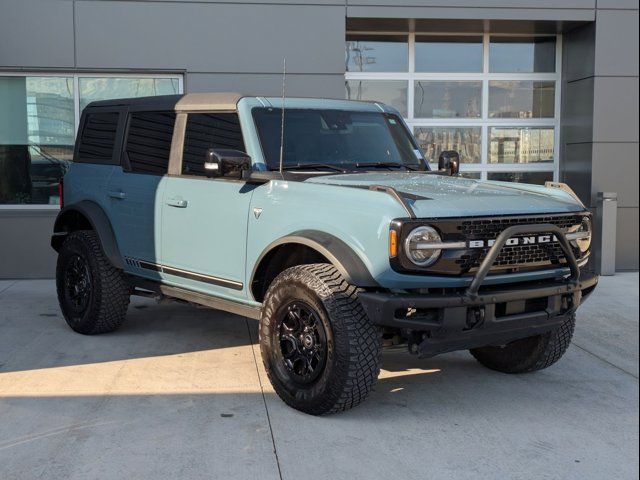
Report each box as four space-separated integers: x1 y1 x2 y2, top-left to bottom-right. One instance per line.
278 58 286 174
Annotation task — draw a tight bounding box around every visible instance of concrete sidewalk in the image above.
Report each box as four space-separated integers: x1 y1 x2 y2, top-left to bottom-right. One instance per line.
0 274 638 480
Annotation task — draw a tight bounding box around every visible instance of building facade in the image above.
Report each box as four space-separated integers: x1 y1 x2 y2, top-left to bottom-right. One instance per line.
0 0 638 278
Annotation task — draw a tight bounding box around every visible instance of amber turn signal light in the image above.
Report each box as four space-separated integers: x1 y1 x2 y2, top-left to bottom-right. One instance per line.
389 230 398 258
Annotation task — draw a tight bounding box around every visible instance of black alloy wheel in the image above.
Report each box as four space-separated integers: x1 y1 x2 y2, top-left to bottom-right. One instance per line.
277 301 328 384
62 254 92 314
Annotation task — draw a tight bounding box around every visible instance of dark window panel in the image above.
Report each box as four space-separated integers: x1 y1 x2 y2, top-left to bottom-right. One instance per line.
126 112 176 175
488 81 555 119
414 81 482 118
346 35 408 72
489 127 555 164
488 171 553 185
77 112 119 164
460 172 481 179
414 127 482 164
489 36 556 73
182 113 245 177
415 35 483 73
345 80 408 117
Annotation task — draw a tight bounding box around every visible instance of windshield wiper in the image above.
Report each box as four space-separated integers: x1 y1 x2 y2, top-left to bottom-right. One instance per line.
279 163 349 173
355 162 419 171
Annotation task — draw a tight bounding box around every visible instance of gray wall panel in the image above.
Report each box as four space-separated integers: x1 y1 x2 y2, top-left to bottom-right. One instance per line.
75 0 346 3
186 73 345 98
594 9 639 77
591 142 639 208
562 22 595 82
561 143 593 204
592 76 639 143
561 77 594 145
0 210 57 279
560 21 595 208
616 208 639 270
75 1 345 74
346 0 595 6
349 17 592 34
597 0 640 8
346 6 596 20
590 3 638 269
0 0 75 68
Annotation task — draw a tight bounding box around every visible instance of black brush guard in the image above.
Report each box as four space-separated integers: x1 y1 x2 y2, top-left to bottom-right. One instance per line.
359 224 599 357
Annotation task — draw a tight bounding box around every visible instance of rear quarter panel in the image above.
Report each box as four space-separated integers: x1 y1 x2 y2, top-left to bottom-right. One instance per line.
62 163 116 209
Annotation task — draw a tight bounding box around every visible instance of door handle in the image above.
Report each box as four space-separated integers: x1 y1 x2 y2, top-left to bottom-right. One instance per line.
108 190 126 200
166 198 188 208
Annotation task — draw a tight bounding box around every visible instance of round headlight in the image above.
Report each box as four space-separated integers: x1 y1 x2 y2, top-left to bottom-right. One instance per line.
575 217 591 253
404 226 442 267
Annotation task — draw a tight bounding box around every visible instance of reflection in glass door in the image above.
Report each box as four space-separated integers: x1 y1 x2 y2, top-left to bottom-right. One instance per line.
345 32 561 184
0 73 183 205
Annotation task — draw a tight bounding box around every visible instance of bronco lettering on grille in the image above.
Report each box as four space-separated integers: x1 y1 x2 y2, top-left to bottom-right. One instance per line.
468 235 558 249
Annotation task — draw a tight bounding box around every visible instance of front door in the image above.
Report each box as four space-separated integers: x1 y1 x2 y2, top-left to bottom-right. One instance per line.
160 112 254 300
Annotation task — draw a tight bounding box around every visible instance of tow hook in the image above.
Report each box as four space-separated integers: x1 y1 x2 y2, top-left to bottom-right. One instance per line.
465 307 485 331
408 331 427 355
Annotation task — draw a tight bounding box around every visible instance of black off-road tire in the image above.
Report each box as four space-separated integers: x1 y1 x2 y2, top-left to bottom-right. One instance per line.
56 230 130 334
470 313 576 373
259 264 382 415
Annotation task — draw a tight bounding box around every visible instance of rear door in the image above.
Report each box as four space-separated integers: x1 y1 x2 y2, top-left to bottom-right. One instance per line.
106 110 176 278
160 112 255 300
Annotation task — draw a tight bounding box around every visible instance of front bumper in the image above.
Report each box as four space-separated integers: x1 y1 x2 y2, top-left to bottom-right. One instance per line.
359 223 599 357
359 272 598 357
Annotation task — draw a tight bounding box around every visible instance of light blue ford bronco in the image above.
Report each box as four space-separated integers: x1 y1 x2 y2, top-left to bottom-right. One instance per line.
52 93 598 415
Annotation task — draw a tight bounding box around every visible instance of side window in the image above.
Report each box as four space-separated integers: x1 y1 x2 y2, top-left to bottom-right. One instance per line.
125 111 176 175
77 112 120 164
182 113 245 177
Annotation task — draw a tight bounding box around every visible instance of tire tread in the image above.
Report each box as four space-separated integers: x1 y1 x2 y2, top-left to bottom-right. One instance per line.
470 314 576 373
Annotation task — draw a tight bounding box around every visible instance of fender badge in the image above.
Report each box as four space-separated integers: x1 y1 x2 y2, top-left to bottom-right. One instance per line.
253 207 263 219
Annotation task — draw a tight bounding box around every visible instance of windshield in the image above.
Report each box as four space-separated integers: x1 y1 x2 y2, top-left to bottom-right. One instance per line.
252 108 427 171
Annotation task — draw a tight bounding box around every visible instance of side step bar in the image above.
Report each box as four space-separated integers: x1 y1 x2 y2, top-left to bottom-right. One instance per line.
130 277 262 320
159 285 262 319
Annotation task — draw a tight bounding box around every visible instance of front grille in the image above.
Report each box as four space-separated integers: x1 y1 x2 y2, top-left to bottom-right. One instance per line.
392 213 589 276
457 215 580 238
455 241 571 272
453 214 585 273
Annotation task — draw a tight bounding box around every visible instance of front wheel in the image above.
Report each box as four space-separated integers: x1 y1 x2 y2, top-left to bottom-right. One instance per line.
470 314 576 373
259 264 382 415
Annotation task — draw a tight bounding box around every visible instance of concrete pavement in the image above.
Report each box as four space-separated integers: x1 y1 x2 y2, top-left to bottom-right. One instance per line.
0 274 638 480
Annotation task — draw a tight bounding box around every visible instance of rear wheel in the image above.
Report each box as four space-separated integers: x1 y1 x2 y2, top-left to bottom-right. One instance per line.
56 230 130 334
259 264 382 415
470 314 576 373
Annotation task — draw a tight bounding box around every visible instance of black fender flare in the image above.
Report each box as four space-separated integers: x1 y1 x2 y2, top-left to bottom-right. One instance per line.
52 201 124 270
251 230 379 290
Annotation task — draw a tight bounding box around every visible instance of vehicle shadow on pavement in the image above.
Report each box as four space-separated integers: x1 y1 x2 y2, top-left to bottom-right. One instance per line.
0 290 258 374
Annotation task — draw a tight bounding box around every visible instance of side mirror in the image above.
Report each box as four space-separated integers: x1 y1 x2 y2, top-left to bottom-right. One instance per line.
204 149 251 179
438 150 460 176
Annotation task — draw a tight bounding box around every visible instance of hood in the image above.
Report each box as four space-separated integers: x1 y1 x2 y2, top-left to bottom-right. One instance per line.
304 172 583 218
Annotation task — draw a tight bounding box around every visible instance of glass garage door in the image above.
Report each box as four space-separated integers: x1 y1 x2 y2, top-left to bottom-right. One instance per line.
345 32 561 184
